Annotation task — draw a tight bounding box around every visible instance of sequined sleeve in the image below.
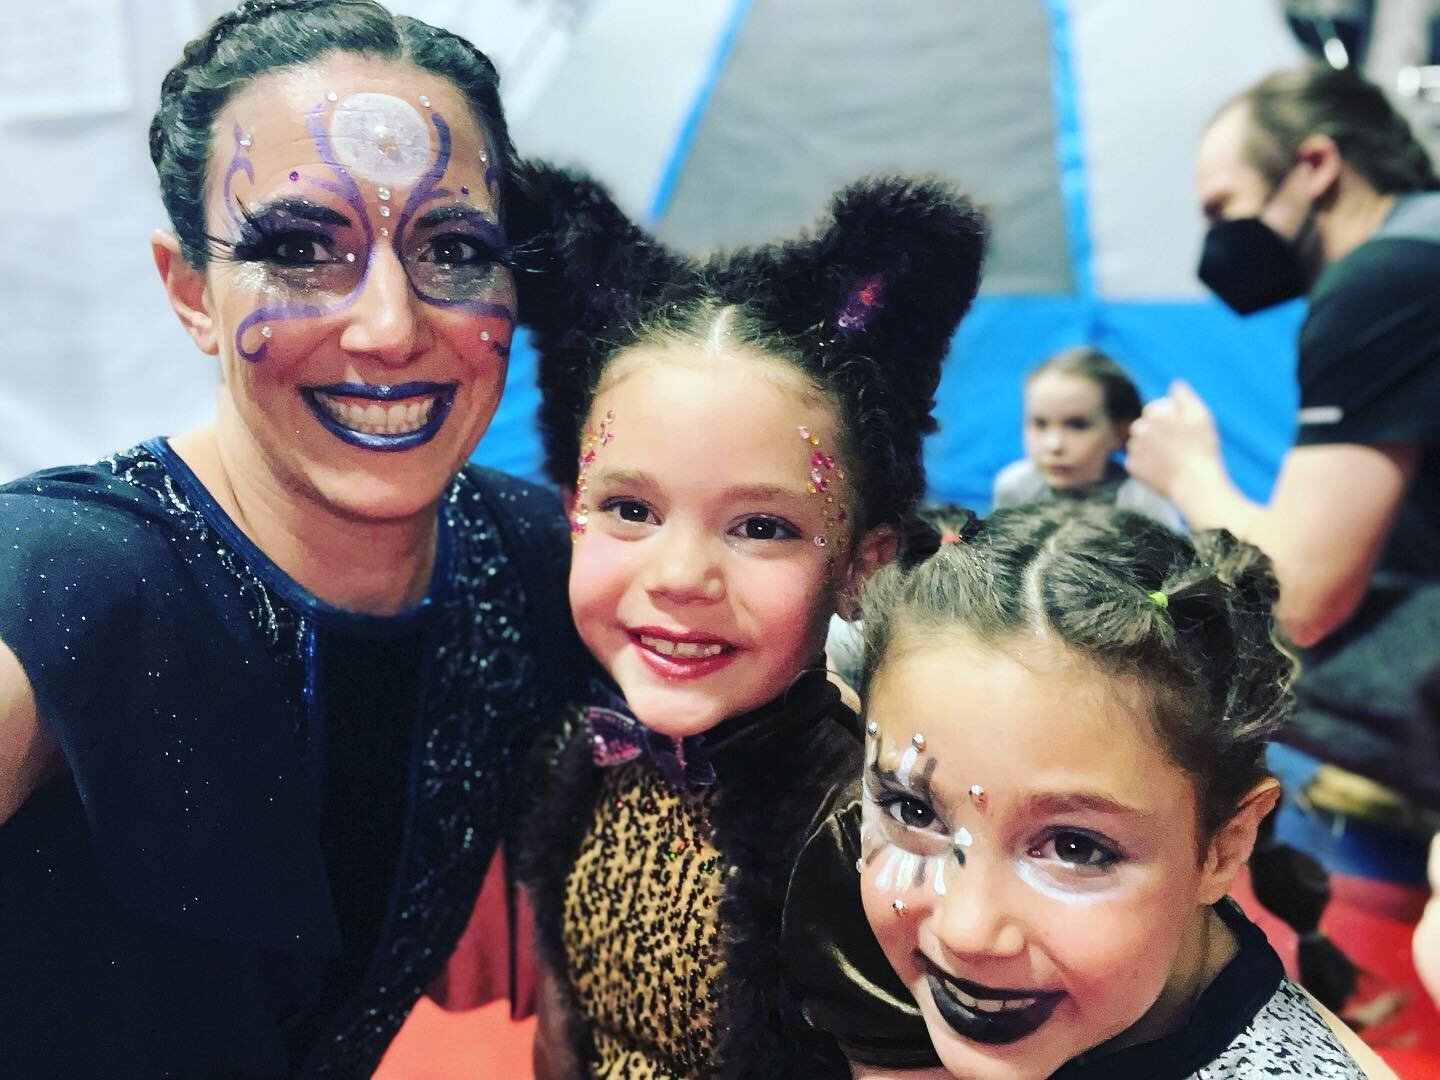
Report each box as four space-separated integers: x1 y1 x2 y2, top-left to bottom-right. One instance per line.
781 785 942 1070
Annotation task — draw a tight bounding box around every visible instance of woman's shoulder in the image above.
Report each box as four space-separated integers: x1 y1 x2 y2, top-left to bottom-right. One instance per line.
0 445 191 612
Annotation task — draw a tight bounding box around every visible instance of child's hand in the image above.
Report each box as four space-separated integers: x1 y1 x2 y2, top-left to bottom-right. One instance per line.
1126 380 1223 498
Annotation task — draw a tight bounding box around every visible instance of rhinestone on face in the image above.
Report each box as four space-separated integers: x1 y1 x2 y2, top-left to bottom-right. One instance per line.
892 899 907 914
378 186 391 201
865 720 878 736
480 330 490 342
288 170 298 181
380 227 390 237
345 252 356 263
461 185 470 196
911 732 927 751
260 325 273 339
419 94 431 107
969 784 986 807
326 91 339 102
238 134 252 147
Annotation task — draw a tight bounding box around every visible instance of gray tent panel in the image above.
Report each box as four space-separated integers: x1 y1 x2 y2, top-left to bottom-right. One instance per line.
656 0 1071 295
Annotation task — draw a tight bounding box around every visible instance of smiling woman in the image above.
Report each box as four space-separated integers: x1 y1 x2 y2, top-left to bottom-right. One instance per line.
0 2 590 1076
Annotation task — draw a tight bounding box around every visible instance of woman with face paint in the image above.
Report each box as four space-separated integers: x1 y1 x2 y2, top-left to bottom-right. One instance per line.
0 2 590 1075
783 504 1394 1078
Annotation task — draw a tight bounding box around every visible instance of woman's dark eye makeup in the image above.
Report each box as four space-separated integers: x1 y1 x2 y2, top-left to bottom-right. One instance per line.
420 232 500 267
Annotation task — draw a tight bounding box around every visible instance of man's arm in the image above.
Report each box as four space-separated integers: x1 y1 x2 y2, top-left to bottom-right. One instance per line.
1127 382 1416 647
0 640 61 826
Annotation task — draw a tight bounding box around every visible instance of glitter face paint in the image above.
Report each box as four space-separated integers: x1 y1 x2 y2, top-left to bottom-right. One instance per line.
570 408 615 537
225 94 512 374
566 350 858 739
796 425 849 563
858 636 1241 1079
216 81 514 457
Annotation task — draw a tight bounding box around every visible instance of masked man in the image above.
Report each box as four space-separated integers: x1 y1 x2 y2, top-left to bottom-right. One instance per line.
1128 65 1440 809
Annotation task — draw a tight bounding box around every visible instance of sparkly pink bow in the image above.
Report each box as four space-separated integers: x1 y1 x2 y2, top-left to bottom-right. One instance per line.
583 690 716 792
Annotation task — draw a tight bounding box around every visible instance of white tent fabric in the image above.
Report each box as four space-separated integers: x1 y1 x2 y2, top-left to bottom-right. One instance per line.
1 0 1431 499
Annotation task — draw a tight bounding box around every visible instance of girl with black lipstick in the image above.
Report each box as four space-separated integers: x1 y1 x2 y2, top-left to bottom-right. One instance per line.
784 503 1392 1078
511 167 985 1077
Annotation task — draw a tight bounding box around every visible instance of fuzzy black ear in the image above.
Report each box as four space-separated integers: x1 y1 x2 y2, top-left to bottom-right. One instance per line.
507 160 693 351
507 161 695 486
705 177 987 429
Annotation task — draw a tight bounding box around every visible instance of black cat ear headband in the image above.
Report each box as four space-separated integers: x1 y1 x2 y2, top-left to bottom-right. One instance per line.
507 161 988 486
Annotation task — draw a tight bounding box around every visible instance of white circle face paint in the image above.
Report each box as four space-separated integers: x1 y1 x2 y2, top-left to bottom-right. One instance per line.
329 92 432 186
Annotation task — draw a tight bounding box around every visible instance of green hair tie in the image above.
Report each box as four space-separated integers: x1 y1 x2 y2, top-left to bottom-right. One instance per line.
1148 590 1169 611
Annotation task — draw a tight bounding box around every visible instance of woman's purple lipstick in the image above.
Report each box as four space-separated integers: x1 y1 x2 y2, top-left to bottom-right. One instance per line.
301 380 457 451
925 966 1064 1045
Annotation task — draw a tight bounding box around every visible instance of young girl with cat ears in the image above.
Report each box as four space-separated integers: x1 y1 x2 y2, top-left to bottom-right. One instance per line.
510 165 986 1077
784 503 1391 1078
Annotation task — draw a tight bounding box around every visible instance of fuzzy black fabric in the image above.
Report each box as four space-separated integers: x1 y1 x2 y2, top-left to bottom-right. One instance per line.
515 710 605 1072
506 163 698 489
516 674 862 1078
508 163 987 509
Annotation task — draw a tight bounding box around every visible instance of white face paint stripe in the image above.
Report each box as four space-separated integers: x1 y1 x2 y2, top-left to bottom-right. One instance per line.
933 856 947 896
875 849 902 891
894 852 919 892
897 745 919 787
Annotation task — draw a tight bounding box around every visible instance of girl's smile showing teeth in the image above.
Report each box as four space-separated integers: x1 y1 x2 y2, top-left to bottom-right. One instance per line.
636 633 727 659
925 964 1064 1045
628 627 738 680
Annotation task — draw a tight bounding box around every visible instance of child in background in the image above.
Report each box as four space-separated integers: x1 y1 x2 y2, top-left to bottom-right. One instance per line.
785 504 1389 1078
993 347 1183 531
514 167 986 1077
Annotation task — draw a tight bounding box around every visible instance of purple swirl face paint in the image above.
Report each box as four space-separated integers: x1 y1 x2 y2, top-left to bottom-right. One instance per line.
223 93 513 363
215 86 515 454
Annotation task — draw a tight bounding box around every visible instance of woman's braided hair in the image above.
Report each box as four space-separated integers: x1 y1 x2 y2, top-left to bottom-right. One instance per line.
150 0 517 268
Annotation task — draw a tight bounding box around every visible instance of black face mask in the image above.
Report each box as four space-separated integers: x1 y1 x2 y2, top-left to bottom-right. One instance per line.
1197 217 1309 314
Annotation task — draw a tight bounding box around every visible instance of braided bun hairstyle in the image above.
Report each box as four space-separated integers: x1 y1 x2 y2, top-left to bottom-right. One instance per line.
510 164 988 531
860 501 1360 1010
150 0 517 268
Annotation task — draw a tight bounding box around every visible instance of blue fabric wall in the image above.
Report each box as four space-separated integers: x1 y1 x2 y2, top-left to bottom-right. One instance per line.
472 0 1305 515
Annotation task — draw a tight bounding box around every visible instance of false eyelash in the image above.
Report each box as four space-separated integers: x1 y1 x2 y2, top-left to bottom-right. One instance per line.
206 200 283 264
